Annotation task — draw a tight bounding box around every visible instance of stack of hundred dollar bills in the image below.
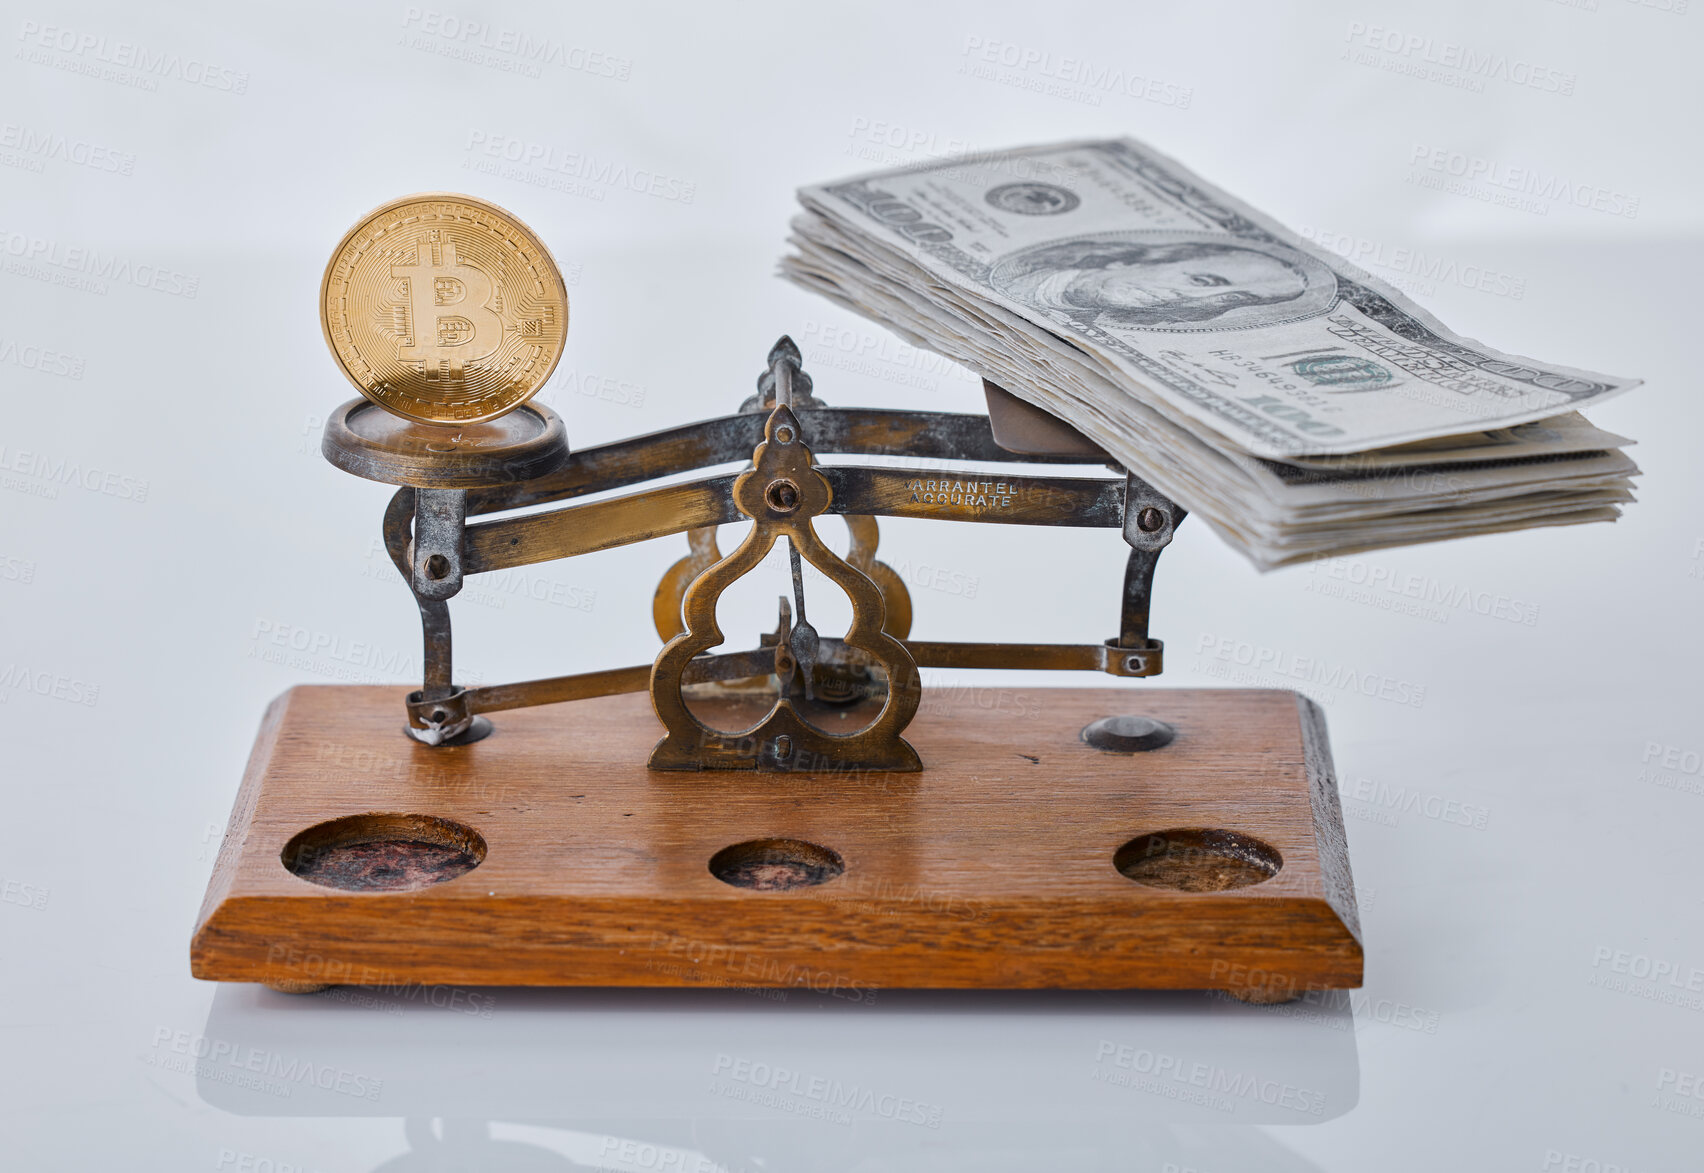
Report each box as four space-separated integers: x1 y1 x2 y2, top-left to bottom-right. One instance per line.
779 139 1639 570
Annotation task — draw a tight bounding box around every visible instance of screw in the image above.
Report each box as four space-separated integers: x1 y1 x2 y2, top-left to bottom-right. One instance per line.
1125 656 1144 672
774 425 795 444
1137 507 1166 533
766 479 800 513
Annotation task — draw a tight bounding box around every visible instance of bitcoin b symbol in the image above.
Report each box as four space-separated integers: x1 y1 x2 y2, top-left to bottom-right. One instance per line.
322 194 568 424
392 236 504 375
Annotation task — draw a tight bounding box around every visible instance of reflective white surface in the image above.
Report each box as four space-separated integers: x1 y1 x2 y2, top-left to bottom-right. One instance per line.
2 0 1700 1168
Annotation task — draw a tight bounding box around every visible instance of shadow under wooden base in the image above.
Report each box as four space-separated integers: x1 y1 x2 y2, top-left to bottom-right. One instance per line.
192 685 1362 996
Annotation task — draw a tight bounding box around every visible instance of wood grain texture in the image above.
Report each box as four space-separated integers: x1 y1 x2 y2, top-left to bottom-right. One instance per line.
191 686 1362 993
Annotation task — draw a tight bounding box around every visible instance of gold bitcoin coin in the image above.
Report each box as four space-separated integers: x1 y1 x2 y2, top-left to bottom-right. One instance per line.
320 193 569 425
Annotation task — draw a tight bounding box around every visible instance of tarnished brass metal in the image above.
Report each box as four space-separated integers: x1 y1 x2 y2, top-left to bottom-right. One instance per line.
336 332 1185 765
403 649 780 731
321 193 569 425
653 527 723 642
459 466 1127 577
823 466 1127 527
458 403 1094 515
322 398 568 488
462 476 741 573
652 517 911 644
649 401 922 771
843 515 911 639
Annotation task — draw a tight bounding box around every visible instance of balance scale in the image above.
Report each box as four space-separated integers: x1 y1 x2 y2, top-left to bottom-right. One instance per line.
191 337 1361 1003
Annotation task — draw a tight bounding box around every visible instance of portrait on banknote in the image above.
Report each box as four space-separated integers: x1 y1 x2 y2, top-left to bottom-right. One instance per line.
986 231 1339 332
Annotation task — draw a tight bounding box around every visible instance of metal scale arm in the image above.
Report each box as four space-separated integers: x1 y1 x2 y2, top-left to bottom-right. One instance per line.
338 336 1184 761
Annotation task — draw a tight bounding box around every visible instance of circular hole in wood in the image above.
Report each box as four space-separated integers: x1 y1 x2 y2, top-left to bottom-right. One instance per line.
282 813 486 892
709 838 844 891
1114 828 1281 892
1081 713 1175 752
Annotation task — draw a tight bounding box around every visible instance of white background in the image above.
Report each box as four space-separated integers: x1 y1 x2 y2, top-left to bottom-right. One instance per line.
2 0 1701 1168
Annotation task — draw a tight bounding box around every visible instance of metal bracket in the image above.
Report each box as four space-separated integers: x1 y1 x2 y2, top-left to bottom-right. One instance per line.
1115 471 1187 653
410 488 466 601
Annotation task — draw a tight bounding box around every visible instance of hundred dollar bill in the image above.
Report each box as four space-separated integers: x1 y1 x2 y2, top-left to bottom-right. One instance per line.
786 139 1639 460
781 138 1640 568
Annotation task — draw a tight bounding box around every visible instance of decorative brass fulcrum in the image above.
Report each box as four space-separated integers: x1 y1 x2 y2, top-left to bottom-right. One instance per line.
321 333 1186 770
649 361 923 772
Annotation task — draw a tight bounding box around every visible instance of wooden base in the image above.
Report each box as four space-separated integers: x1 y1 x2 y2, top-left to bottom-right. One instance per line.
191 685 1362 995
